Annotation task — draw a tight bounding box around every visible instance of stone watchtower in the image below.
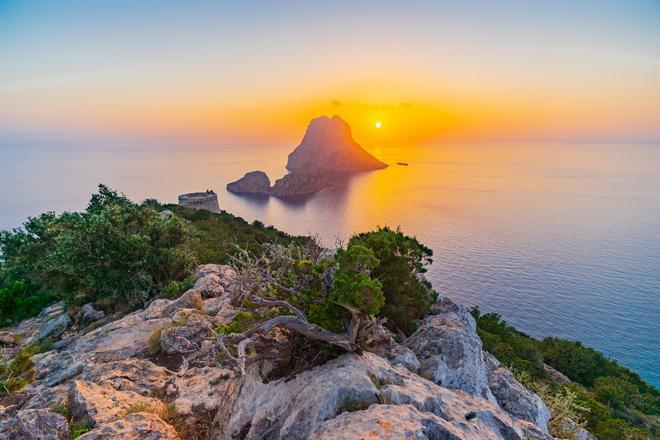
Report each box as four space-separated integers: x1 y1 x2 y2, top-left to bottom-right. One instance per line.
177 190 220 212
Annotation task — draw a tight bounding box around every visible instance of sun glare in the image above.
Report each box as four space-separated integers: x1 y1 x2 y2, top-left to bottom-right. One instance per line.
375 121 382 129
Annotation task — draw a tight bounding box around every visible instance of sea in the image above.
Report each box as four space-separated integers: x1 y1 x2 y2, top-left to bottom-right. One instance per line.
1 140 658 386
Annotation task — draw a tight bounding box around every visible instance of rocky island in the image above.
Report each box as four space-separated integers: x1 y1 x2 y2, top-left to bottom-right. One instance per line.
227 115 387 198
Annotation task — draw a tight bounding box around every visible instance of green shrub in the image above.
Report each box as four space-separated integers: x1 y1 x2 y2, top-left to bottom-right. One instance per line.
347 227 435 334
51 186 198 310
0 280 56 326
159 276 195 300
331 245 383 316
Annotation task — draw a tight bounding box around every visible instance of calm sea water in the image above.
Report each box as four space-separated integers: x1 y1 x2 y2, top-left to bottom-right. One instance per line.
1 140 658 386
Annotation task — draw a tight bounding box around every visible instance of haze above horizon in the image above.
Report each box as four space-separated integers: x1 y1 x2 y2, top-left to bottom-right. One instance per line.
1 0 659 145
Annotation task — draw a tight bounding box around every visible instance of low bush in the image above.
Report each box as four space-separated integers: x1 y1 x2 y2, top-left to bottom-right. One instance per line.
348 227 436 335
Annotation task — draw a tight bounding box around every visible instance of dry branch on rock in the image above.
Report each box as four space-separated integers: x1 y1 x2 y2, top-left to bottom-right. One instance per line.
206 242 387 376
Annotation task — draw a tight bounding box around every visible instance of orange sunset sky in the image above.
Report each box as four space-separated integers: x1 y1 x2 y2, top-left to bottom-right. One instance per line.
1 1 659 146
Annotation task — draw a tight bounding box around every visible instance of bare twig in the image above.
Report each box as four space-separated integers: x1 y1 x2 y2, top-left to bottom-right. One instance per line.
251 296 308 322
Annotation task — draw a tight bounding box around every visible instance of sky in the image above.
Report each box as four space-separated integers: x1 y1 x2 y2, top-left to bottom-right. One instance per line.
1 0 659 146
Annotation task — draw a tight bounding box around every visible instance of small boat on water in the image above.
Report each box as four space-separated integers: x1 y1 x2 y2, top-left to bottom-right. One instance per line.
396 162 409 166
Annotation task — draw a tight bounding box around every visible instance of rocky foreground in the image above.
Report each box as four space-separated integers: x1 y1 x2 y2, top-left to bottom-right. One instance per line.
0 264 586 439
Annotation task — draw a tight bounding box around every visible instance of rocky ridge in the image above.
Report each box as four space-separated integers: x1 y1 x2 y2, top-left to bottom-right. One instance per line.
1 264 562 439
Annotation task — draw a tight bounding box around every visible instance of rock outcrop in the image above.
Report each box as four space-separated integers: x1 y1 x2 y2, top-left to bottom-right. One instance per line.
69 380 166 427
488 367 551 432
309 404 465 439
216 352 551 440
227 115 387 199
286 115 387 172
159 312 215 355
229 170 342 198
76 412 179 440
0 264 561 440
79 303 105 323
406 298 496 403
0 406 69 440
269 170 341 197
35 308 71 341
226 171 271 195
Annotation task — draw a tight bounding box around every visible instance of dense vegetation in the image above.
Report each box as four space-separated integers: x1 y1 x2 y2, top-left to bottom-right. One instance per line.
0 186 433 338
473 309 659 439
219 226 435 340
0 185 303 324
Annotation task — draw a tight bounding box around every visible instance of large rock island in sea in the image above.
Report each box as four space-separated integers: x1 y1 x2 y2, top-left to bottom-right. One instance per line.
227 115 387 198
286 115 387 172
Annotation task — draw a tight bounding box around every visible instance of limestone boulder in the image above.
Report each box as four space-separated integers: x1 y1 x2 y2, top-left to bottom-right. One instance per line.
70 380 166 427
52 311 171 363
377 362 550 439
76 412 179 440
21 358 171 411
161 289 203 317
429 297 477 330
193 272 225 298
0 330 17 345
383 343 420 373
33 351 85 387
79 359 172 396
544 363 571 384
215 352 548 440
216 353 384 440
484 351 501 372
172 366 232 416
35 313 71 341
143 299 172 320
202 294 238 322
37 302 66 321
80 303 105 323
0 406 69 440
488 367 551 433
17 383 71 410
576 426 599 440
195 264 236 287
160 313 214 355
309 404 464 440
406 297 496 402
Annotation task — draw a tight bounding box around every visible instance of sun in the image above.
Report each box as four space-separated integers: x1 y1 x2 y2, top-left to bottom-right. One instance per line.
375 121 382 129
